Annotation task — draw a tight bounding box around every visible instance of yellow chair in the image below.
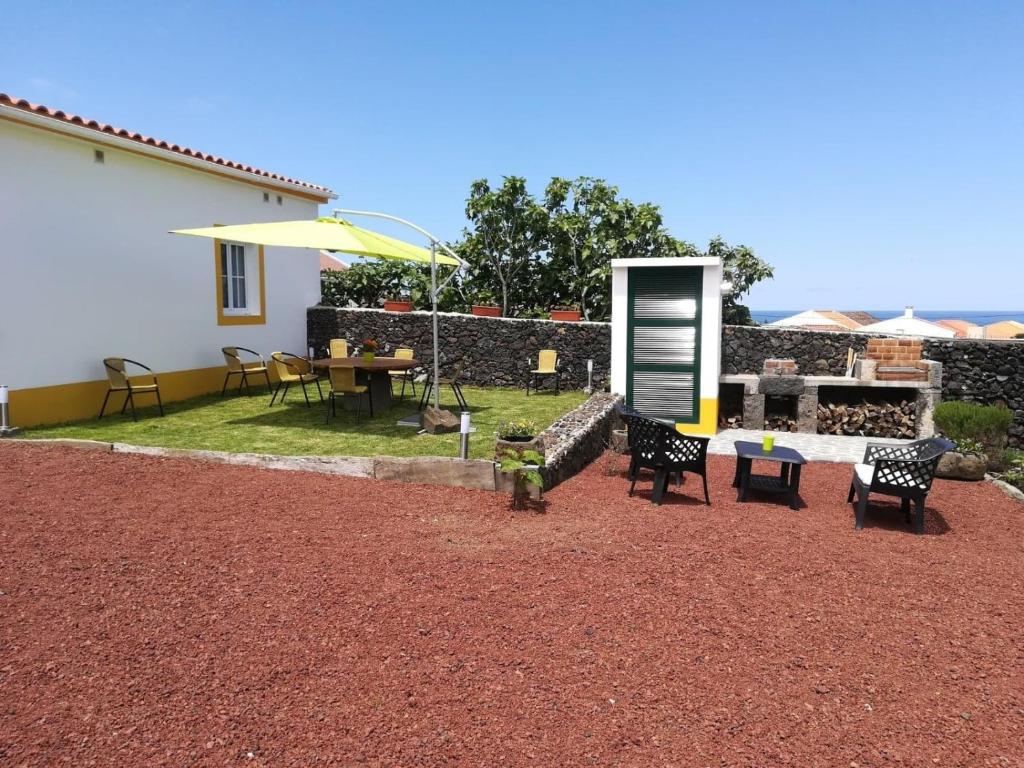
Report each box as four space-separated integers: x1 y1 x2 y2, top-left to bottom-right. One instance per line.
389 347 417 399
269 351 323 407
99 358 163 420
221 346 271 396
326 365 372 422
527 349 560 395
329 338 349 358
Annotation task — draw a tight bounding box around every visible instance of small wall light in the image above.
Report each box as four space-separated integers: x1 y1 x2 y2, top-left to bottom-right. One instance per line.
459 411 473 459
0 385 20 436
94 149 105 163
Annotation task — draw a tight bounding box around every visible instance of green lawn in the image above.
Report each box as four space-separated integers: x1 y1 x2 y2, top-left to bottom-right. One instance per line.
24 385 587 461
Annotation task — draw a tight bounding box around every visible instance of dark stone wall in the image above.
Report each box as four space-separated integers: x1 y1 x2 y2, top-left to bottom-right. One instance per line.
307 308 1024 448
722 325 869 375
307 306 611 389
923 339 1024 447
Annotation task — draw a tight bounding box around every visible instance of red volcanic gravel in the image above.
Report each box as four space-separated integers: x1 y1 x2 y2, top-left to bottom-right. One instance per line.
1 443 1023 767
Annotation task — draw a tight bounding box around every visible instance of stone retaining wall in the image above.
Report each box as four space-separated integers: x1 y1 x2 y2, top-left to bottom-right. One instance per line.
307 306 610 389
537 392 622 489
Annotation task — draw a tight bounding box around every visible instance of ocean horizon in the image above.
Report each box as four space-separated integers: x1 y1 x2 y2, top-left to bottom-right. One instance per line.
751 309 1024 325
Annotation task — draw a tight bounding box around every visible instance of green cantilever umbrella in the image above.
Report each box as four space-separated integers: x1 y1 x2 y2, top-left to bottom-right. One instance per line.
171 212 465 410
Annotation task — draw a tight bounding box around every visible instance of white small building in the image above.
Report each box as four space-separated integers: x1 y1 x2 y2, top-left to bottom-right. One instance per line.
858 307 955 339
610 257 724 435
0 93 336 426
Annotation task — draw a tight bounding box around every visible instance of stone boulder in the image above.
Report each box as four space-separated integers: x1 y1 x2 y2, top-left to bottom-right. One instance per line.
936 452 987 481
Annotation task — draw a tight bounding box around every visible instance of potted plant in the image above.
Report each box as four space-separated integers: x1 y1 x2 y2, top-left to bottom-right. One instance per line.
383 295 413 313
361 338 380 362
550 305 582 322
497 448 545 509
495 418 543 457
471 290 501 317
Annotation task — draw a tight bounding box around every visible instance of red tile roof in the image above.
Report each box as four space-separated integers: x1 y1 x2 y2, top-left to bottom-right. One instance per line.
0 92 332 197
319 251 348 271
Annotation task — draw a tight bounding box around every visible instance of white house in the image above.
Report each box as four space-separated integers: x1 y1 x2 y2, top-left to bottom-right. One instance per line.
0 93 336 426
858 307 955 339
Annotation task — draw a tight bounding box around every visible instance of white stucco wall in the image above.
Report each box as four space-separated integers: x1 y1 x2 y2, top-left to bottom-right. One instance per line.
0 117 324 390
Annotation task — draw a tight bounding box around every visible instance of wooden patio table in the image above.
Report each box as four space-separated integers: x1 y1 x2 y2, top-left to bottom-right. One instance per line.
311 356 420 412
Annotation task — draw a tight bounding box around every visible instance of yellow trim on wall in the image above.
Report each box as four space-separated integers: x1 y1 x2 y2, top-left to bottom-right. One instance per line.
9 366 232 428
674 398 719 436
215 240 267 326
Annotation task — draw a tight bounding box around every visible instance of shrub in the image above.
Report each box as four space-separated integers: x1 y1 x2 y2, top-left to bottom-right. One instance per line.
933 401 1013 448
1002 451 1024 492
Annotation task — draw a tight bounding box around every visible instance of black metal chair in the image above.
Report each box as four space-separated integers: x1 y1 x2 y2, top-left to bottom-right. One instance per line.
620 409 711 505
847 437 954 534
418 362 468 411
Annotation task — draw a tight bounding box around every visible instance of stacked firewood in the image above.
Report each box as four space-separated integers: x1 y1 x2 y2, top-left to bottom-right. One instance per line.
718 414 744 429
766 414 799 432
817 400 916 439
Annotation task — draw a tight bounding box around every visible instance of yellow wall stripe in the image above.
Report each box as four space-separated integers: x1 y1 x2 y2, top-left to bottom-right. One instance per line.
9 366 239 427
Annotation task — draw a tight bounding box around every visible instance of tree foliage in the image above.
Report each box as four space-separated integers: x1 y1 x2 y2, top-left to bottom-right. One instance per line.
320 176 773 324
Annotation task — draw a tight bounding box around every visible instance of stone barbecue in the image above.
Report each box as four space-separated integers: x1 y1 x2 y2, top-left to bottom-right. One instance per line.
722 352 942 438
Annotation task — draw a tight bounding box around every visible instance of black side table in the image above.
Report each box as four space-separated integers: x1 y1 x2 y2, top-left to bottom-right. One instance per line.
732 440 807 510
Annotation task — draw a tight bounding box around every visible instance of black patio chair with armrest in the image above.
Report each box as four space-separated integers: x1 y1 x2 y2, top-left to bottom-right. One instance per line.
418 362 468 411
847 437 954 534
621 410 711 506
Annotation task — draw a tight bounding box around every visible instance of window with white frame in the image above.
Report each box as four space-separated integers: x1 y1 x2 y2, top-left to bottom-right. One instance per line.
220 242 249 313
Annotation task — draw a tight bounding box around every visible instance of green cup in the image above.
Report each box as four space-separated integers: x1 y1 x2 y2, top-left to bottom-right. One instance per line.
762 435 775 452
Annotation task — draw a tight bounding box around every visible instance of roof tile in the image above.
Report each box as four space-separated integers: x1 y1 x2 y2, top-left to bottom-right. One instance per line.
0 91 331 196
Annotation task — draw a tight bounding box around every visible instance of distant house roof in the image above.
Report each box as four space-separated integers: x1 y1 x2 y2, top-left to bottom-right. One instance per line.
0 92 334 200
984 320 1024 339
859 307 955 338
319 251 348 272
934 319 982 338
767 309 877 332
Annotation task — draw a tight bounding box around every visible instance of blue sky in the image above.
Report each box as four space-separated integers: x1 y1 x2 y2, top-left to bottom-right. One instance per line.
3 1 1022 310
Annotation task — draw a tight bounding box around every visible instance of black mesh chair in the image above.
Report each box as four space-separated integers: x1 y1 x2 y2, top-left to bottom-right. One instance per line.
620 408 711 506
847 437 954 533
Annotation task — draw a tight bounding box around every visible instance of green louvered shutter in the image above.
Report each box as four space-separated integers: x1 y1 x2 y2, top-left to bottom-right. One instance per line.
626 266 703 421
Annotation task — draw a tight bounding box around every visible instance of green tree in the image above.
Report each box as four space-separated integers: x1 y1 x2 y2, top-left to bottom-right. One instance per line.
704 237 774 325
458 177 548 316
320 260 463 312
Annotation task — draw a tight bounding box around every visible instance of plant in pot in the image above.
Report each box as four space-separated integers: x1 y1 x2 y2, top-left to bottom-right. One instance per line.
471 290 501 317
360 338 380 362
549 304 582 322
498 448 545 509
383 294 413 312
495 418 543 458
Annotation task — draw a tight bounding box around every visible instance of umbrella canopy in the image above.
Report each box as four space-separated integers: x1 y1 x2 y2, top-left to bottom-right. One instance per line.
171 217 459 266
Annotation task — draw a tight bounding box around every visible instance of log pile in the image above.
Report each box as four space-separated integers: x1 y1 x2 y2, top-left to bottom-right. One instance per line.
816 400 916 439
718 414 744 430
766 414 799 432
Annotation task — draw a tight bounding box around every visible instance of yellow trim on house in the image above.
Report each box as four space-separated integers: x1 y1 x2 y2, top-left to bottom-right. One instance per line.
9 366 229 428
674 398 719 436
215 240 267 326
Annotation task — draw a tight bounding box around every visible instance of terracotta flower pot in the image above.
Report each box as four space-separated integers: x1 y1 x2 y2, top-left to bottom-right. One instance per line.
549 309 582 322
472 305 502 317
383 299 413 313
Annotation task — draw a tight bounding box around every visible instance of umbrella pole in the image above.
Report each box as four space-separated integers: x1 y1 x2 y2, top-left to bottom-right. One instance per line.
430 242 441 411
